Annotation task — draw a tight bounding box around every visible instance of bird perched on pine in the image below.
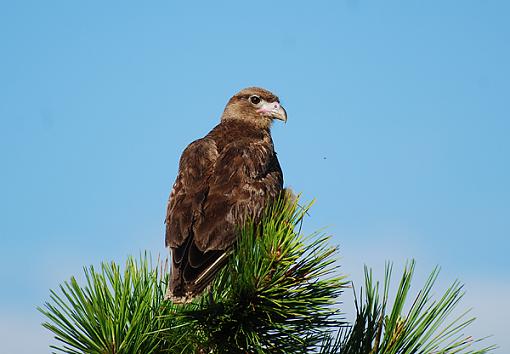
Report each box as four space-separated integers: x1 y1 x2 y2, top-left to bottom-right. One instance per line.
165 87 287 303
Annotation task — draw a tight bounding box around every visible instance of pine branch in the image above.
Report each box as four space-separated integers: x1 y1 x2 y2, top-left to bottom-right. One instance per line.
164 197 348 353
333 261 497 354
38 254 170 354
39 196 496 353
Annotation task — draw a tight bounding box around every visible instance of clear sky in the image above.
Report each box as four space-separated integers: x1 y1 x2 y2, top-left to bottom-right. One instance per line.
1 1 509 352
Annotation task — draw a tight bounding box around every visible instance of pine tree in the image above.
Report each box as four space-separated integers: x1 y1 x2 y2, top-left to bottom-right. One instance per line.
39 197 496 353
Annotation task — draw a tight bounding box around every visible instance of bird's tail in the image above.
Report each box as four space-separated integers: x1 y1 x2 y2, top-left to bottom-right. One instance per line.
165 248 230 304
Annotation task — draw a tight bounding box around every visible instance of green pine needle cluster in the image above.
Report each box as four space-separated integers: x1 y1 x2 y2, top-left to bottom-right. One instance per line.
170 198 346 353
38 256 167 354
321 262 497 354
39 197 495 353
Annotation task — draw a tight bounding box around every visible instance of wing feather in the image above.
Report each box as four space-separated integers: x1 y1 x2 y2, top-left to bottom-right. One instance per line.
193 138 283 251
165 128 283 302
165 137 218 248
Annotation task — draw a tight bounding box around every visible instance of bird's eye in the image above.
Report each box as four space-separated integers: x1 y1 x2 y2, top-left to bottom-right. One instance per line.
249 95 261 105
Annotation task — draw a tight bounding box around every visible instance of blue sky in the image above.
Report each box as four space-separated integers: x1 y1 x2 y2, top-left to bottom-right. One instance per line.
1 1 509 352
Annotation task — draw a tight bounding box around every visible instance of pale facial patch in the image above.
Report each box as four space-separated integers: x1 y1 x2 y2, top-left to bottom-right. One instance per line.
256 100 281 114
256 100 287 122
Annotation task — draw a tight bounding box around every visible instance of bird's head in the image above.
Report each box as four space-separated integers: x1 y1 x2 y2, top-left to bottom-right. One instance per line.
221 87 287 129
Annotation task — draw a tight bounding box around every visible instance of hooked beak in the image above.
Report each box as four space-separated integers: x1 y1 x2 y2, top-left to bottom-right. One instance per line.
274 104 287 122
257 101 287 123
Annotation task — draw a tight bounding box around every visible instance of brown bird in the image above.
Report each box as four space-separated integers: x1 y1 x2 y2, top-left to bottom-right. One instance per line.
165 87 287 303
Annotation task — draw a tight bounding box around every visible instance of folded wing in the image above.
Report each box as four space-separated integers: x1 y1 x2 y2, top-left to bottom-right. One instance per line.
165 136 283 302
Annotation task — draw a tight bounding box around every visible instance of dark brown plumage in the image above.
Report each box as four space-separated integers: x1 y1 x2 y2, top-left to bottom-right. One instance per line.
165 87 287 303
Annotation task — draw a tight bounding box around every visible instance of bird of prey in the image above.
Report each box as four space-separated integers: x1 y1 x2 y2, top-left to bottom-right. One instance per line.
165 87 287 303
